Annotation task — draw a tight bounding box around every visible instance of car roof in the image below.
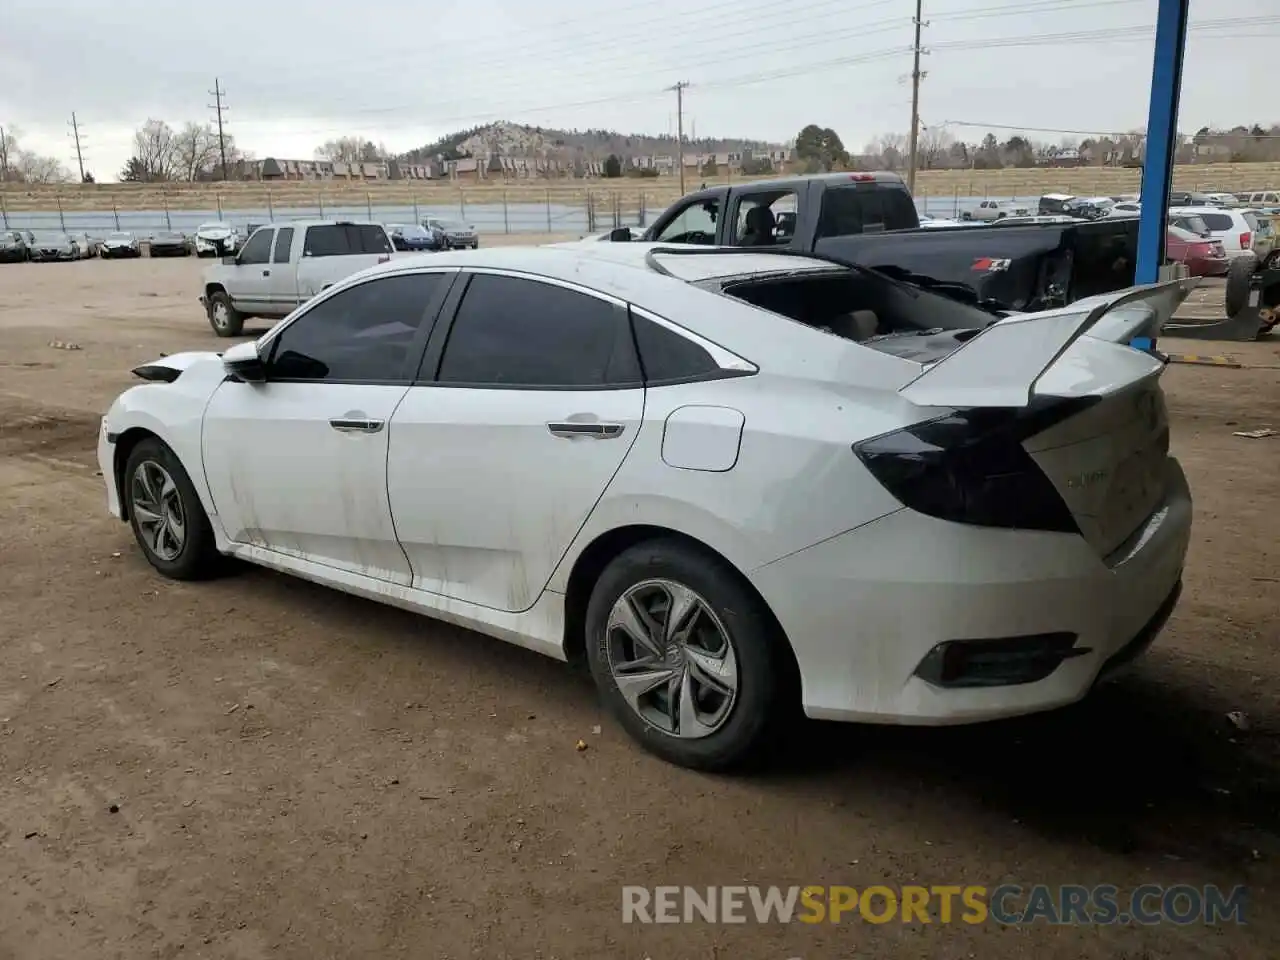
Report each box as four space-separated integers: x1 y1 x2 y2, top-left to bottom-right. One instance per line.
1170 205 1239 215
327 243 889 383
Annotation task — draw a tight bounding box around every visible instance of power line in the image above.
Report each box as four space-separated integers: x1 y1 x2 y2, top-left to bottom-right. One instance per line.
906 0 928 193
68 112 86 182
209 79 229 180
668 81 690 195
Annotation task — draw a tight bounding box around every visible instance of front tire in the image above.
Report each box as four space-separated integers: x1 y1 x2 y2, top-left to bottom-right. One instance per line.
123 438 221 580
207 291 244 337
584 539 792 772
1224 255 1256 317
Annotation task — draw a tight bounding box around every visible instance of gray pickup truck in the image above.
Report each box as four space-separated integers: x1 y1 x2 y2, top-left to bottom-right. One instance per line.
199 220 397 337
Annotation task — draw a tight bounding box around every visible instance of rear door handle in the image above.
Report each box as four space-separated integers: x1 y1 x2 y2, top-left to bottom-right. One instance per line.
262 269 271 277
329 418 384 434
547 422 625 440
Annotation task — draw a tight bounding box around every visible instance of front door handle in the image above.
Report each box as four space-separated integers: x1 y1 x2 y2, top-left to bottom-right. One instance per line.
262 269 271 277
329 418 384 434
547 422 625 440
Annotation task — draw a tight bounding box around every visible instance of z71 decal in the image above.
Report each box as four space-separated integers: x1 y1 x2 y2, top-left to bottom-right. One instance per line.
971 257 1012 273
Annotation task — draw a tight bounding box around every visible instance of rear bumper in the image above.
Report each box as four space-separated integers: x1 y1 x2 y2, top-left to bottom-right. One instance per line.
750 457 1193 724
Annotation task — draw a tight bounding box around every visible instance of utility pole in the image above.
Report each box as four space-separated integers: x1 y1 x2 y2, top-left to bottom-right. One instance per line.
69 112 86 182
209 78 229 180
906 0 929 192
0 125 8 182
669 81 689 194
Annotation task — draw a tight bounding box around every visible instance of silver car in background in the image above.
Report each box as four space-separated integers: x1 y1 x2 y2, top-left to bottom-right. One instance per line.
424 217 479 249
28 232 81 262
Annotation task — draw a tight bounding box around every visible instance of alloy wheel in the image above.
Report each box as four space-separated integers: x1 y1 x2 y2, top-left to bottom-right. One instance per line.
131 460 186 561
605 579 738 739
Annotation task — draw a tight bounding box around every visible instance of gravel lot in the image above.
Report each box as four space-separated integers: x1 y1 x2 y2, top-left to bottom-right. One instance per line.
1 255 1278 959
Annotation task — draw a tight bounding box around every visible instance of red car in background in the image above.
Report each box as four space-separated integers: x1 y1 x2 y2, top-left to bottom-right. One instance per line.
1167 223 1228 276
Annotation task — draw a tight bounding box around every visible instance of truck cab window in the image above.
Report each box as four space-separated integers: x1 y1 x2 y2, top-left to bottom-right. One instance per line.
732 191 798 247
654 200 719 245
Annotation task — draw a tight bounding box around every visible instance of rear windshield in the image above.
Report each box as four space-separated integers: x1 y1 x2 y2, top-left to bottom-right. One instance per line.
1199 212 1233 231
815 184 919 238
303 224 393 257
1174 214 1209 235
1168 225 1203 243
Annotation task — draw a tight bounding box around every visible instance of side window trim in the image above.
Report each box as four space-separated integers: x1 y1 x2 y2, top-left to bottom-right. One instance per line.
272 227 295 264
628 305 757 381
261 268 458 385
416 268 640 391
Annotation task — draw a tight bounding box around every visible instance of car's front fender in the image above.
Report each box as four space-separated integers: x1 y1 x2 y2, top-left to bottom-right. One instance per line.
104 359 228 522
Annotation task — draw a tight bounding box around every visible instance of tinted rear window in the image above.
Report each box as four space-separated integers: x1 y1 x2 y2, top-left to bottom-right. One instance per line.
816 185 919 238
1200 213 1233 231
303 224 393 257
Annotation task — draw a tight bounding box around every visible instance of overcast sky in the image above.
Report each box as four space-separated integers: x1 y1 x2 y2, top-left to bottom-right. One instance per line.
1 0 1276 181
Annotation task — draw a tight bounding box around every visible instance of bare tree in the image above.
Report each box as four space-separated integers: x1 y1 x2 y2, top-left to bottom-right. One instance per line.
174 121 220 181
0 126 69 183
869 132 907 170
132 119 178 181
315 136 389 165
15 151 69 183
917 126 954 170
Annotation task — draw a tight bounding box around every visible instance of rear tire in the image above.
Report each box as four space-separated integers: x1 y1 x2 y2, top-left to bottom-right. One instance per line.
207 291 244 337
1224 255 1256 317
584 538 792 772
123 438 222 581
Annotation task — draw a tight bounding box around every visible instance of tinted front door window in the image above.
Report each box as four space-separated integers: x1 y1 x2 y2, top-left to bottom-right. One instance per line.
269 273 444 382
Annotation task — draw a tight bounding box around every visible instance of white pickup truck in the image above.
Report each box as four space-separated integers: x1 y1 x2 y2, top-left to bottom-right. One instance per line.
199 220 397 337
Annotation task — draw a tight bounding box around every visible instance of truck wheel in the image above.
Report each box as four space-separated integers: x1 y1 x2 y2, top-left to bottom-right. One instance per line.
207 291 244 337
1224 256 1256 318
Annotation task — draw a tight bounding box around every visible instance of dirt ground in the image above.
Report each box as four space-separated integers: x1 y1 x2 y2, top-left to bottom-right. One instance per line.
0 252 1277 960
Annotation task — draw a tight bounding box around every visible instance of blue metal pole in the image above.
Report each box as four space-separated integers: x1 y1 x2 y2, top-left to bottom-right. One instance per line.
1135 0 1190 286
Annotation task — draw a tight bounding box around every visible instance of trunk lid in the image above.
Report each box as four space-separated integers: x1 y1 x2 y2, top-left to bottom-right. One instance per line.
894 279 1192 557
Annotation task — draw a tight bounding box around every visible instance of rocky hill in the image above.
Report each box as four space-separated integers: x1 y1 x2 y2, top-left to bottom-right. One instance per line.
400 121 784 164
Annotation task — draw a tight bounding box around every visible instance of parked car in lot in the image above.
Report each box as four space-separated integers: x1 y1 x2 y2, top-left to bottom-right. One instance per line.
1107 201 1142 218
149 230 191 258
194 222 239 258
100 243 1192 770
387 223 442 252
200 220 396 336
962 199 1031 221
1238 190 1280 213
1038 193 1075 215
1171 206 1262 262
1166 224 1228 276
0 230 32 262
424 217 479 249
101 231 142 259
28 232 81 261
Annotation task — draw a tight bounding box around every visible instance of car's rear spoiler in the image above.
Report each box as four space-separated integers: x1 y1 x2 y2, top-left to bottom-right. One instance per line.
897 278 1194 409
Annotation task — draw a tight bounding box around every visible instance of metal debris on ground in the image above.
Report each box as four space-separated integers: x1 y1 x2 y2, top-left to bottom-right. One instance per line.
1227 711 1251 732
575 739 589 752
1232 428 1276 439
1165 353 1242 367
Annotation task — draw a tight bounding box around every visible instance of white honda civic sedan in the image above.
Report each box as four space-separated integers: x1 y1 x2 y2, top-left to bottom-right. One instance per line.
98 243 1193 771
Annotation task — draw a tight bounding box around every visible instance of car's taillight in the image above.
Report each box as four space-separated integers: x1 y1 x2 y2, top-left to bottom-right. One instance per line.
1240 232 1252 249
852 398 1095 533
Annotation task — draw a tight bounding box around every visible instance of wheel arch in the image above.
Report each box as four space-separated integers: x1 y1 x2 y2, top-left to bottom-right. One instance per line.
560 524 800 696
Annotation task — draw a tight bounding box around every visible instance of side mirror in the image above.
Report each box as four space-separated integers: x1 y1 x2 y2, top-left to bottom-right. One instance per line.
608 227 632 242
221 340 266 382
